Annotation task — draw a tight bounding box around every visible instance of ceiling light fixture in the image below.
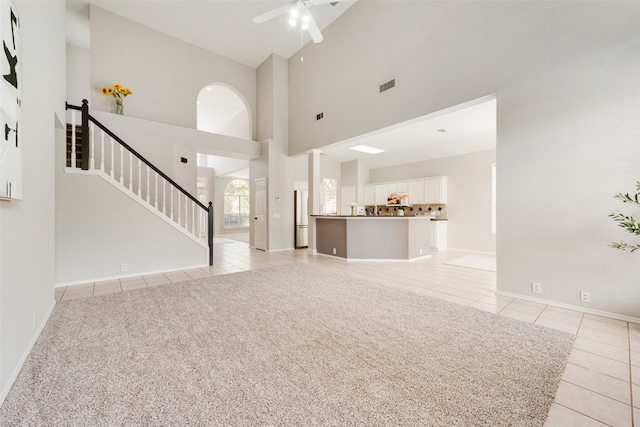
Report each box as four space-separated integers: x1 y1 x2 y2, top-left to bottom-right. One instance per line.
252 0 330 45
349 145 385 155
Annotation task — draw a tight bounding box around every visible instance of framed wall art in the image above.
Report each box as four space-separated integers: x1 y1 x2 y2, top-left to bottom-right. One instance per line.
0 0 21 200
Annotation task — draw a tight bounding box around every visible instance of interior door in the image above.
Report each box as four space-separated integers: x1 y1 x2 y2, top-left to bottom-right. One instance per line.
254 177 267 251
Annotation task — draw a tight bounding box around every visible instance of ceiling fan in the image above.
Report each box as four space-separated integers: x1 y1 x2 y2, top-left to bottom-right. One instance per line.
252 0 342 44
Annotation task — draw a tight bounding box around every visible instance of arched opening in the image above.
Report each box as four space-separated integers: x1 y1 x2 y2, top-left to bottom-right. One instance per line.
223 179 250 230
196 84 251 139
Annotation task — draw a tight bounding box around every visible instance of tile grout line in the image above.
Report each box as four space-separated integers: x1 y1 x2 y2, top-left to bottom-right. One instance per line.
553 401 617 426
561 365 633 406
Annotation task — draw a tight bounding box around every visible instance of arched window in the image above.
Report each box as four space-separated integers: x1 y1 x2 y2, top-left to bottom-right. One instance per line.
224 180 250 229
197 84 251 140
323 178 338 215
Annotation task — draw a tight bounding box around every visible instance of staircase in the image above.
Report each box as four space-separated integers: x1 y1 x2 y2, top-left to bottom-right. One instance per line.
65 100 213 265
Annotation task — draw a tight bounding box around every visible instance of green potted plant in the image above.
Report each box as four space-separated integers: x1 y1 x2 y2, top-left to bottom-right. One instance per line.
609 181 640 252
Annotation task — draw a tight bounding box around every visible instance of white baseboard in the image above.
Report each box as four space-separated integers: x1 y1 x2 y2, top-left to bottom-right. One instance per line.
447 247 497 256
0 299 56 406
496 290 640 325
267 247 295 253
55 263 208 288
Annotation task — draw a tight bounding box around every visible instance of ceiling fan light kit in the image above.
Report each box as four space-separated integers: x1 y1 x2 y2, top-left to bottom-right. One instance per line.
252 0 343 45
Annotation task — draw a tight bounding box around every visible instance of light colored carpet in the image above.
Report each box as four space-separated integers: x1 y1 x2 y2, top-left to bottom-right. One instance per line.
444 254 497 272
0 264 573 426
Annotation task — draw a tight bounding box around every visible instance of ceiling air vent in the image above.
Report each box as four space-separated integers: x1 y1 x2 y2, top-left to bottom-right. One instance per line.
379 79 396 93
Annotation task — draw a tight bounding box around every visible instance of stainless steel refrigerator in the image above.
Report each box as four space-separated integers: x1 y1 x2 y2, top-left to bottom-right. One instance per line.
294 190 309 248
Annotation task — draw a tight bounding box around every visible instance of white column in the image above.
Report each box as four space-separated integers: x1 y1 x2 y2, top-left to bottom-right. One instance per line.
307 149 322 255
307 149 322 215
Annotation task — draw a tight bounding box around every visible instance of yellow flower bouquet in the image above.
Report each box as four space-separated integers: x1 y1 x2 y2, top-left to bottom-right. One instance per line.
101 84 133 115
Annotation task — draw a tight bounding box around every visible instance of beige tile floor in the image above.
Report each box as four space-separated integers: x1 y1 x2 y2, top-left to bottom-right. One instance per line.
55 242 638 427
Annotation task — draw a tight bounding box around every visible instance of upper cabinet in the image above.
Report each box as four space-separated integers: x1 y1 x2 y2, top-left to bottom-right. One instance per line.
424 177 448 204
364 184 375 205
374 183 389 205
364 176 447 205
363 183 389 205
408 180 424 204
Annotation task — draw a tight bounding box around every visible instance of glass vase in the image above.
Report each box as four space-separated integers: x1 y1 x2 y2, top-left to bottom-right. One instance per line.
115 99 124 115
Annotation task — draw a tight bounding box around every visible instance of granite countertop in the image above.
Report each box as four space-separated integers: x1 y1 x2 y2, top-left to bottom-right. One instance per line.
311 215 434 219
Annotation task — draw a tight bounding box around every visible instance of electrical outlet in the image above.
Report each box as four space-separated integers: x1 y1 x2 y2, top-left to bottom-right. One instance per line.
121 263 128 272
531 282 542 294
419 248 423 255
580 291 591 303
332 248 336 255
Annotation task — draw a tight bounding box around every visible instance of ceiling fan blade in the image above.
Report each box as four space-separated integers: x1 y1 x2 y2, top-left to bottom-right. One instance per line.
306 13 324 43
252 4 290 24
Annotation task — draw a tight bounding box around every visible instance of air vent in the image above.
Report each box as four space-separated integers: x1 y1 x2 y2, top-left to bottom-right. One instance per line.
316 112 324 121
379 79 396 93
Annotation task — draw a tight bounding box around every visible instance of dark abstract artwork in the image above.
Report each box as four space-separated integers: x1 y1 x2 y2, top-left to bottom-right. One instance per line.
0 1 21 200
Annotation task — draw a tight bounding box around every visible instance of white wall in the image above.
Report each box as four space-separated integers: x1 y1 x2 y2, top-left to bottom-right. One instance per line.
291 155 308 183
0 0 66 403
370 150 496 254
288 1 640 318
214 110 250 141
89 6 256 137
90 110 260 197
55 171 207 285
255 55 294 251
66 44 90 105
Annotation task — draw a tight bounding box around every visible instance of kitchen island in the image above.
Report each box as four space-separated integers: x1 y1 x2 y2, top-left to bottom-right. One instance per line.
311 215 431 260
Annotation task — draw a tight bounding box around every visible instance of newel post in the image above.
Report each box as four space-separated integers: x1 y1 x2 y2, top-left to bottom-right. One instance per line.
80 99 90 171
207 201 214 266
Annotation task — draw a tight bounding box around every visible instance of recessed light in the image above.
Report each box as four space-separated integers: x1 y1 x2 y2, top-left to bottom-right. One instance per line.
349 145 385 154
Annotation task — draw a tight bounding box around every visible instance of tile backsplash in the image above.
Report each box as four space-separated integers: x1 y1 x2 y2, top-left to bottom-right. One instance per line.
363 204 447 219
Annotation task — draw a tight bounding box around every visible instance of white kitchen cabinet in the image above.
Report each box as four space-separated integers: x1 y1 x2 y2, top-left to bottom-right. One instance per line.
431 220 448 251
408 180 424 204
364 184 375 205
387 182 397 194
374 183 388 205
424 177 448 204
396 181 408 193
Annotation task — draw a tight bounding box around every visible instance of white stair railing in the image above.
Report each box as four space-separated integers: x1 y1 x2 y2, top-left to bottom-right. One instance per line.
65 100 214 265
